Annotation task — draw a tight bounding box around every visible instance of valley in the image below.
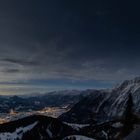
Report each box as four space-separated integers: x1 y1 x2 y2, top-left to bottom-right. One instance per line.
0 77 140 139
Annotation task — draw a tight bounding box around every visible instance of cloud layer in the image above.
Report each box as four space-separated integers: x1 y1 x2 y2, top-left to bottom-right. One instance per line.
0 0 140 94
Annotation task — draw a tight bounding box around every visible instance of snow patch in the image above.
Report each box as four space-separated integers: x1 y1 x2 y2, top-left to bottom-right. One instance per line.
63 122 89 131
0 121 38 140
46 122 53 138
62 135 96 140
112 122 123 128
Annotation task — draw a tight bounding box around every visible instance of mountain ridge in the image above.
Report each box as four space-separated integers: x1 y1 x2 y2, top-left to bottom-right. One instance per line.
59 77 140 124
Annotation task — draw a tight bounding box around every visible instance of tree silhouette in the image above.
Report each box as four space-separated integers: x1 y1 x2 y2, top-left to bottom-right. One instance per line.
121 93 134 138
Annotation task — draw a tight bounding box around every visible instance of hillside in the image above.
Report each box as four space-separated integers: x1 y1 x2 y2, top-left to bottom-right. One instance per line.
59 77 140 124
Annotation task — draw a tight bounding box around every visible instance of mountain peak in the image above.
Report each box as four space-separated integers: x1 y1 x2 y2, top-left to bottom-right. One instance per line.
113 77 140 92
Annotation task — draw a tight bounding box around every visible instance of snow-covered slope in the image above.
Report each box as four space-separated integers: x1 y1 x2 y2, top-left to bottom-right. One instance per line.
109 77 140 116
0 122 38 140
0 115 78 140
59 77 140 123
63 122 89 131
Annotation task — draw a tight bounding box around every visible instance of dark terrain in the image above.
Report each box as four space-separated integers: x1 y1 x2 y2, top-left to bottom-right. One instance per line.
1 77 140 139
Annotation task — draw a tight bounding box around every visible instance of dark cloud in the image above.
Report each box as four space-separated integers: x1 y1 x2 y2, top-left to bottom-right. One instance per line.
2 68 20 73
2 58 39 66
0 0 139 94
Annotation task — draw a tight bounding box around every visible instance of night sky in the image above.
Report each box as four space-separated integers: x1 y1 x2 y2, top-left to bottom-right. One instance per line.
0 0 140 94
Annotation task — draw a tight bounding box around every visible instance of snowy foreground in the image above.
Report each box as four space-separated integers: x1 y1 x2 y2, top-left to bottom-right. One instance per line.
63 135 95 140
0 122 38 140
0 118 96 140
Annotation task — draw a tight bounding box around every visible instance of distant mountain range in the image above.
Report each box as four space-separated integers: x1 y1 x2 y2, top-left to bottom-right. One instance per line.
0 90 93 113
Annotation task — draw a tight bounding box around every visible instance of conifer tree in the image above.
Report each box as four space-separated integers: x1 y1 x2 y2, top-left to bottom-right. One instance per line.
121 93 134 137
